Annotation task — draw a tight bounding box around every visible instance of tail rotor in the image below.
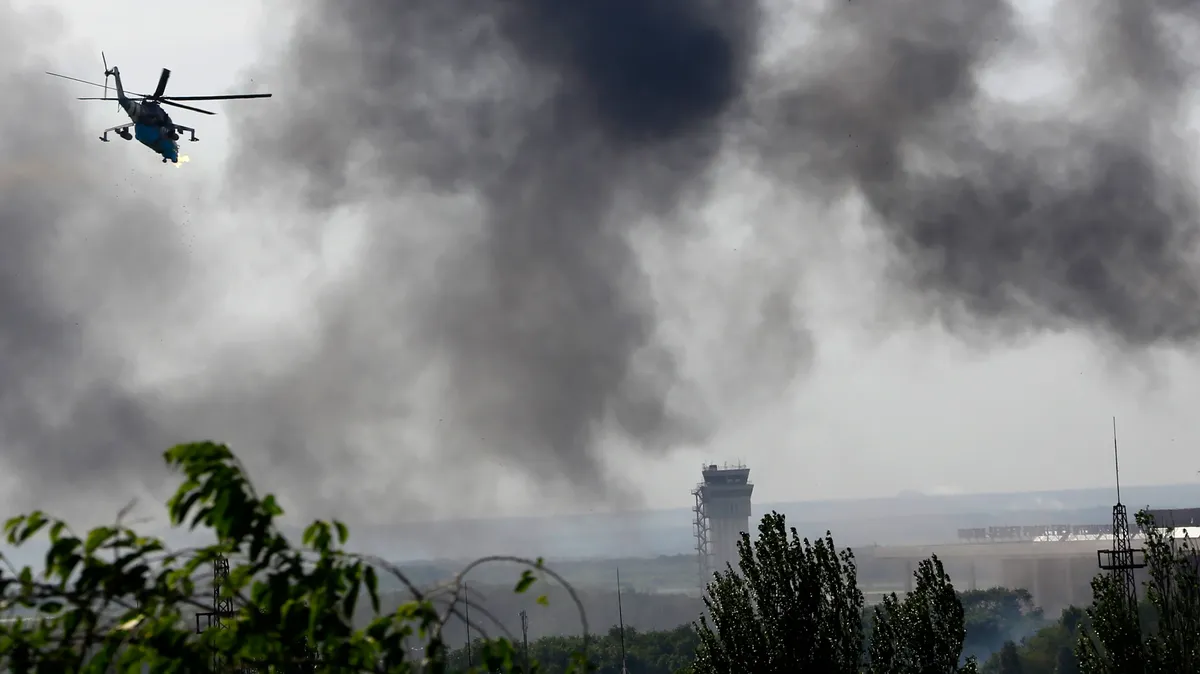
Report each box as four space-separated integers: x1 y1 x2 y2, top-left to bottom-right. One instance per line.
101 51 114 110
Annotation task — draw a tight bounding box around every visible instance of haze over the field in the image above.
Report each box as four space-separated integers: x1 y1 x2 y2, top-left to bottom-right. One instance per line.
4 0 1200 536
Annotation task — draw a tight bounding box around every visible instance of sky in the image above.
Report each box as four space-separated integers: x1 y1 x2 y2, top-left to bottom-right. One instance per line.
3 0 1200 542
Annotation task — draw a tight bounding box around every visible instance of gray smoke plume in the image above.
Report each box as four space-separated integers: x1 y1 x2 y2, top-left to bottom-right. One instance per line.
224 0 790 502
218 0 1200 504
224 0 1200 498
0 3 190 512
5 0 1200 522
745 0 1200 345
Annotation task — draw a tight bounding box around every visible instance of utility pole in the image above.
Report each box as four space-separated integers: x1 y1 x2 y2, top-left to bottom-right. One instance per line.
464 582 472 669
617 568 628 674
519 610 530 673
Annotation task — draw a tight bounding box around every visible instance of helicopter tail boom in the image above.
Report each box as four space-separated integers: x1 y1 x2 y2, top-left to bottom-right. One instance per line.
109 68 128 108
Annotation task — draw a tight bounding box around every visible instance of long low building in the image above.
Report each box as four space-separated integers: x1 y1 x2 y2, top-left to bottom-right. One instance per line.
869 511 1200 614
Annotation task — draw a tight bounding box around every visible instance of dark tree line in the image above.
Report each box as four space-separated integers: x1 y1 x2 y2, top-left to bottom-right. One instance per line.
448 625 700 674
0 443 1196 673
444 585 1049 674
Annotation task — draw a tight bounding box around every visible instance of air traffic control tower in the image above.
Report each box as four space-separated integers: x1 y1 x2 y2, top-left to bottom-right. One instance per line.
692 463 754 586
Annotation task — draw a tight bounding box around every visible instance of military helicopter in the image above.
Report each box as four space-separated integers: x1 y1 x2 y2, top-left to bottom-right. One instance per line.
46 53 271 164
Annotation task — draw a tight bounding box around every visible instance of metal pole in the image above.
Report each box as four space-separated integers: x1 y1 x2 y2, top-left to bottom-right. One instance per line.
520 610 530 673
465 582 472 668
617 568 628 674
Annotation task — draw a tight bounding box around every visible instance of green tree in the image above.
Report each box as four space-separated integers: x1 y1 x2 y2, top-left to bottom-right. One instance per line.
960 588 1045 663
693 511 977 673
456 624 700 674
866 557 978 674
1076 510 1200 674
1053 645 1078 674
995 641 1022 674
0 441 585 673
693 512 864 673
983 606 1085 674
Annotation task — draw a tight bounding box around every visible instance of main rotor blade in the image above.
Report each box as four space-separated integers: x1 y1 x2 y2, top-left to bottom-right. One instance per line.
161 93 272 101
79 95 216 115
157 99 216 115
152 68 170 99
46 71 105 89
46 71 147 97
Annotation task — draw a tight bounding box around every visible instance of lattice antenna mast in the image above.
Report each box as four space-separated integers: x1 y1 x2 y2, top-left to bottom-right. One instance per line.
691 482 711 592
1097 417 1145 617
194 554 236 673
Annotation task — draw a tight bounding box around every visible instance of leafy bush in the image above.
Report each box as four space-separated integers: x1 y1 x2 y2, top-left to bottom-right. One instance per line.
0 442 585 673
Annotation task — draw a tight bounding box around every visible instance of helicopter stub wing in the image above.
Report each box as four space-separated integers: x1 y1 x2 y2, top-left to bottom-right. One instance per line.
97 122 133 142
173 124 199 142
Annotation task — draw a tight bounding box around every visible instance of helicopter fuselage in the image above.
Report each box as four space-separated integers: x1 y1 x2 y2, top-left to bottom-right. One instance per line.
116 95 179 163
123 100 179 163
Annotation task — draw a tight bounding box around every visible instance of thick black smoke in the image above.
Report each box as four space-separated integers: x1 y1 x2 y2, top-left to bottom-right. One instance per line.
746 0 1200 345
216 0 1200 501
7 0 1200 521
226 0 1200 497
0 2 191 513
226 0 786 498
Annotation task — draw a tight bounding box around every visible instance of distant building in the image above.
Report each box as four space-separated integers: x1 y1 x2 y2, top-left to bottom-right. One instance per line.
693 463 754 583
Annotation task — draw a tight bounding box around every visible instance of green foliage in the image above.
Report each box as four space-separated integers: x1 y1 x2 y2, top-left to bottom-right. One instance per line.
995 642 1022 674
1075 509 1200 674
693 511 977 674
979 606 1085 674
867 556 978 674
23 445 1194 674
449 624 700 674
444 586 1069 674
1053 645 1078 674
693 511 864 673
0 441 587 673
1076 570 1143 674
960 588 1045 663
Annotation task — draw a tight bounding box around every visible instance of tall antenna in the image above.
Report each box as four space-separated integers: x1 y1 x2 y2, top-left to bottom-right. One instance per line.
1097 416 1145 618
617 568 628 674
1113 416 1122 504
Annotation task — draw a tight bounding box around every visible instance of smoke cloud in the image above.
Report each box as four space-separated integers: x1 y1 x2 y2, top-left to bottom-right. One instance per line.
0 2 191 510
225 0 791 503
224 0 1200 499
743 0 1200 345
5 0 1200 523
